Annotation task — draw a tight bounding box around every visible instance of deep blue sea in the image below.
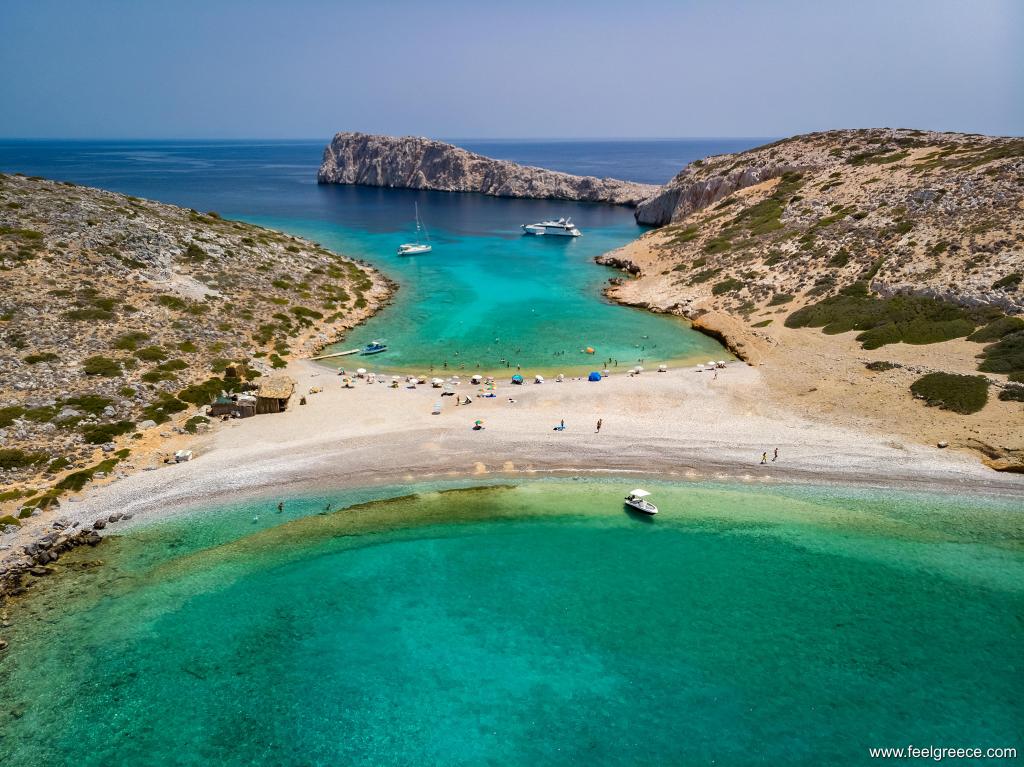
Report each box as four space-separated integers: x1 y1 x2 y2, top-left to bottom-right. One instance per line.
0 138 768 370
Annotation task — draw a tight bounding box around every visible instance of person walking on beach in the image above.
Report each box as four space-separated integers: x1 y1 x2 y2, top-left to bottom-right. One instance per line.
760 452 768 465
596 418 602 433
772 447 778 462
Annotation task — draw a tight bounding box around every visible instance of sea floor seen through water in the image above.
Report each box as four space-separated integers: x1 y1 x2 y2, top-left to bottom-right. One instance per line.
1 479 1021 766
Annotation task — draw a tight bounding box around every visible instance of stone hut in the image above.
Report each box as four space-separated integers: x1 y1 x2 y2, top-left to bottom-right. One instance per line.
255 376 296 414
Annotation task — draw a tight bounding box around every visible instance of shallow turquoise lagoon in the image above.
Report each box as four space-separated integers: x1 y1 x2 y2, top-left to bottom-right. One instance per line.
245 190 726 374
1 479 1021 766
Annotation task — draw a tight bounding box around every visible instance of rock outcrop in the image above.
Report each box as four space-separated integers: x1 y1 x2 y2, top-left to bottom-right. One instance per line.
635 165 799 226
318 132 658 206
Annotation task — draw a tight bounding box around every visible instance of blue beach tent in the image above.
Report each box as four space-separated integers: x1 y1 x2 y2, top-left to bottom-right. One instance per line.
511 374 524 385
588 371 602 382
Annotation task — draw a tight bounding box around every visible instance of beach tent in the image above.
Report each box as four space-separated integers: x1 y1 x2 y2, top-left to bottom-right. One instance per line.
511 375 524 385
588 371 602 382
534 375 545 384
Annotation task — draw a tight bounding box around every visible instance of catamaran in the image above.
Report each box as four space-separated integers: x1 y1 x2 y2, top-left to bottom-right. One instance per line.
398 203 432 255
624 489 658 515
521 217 582 237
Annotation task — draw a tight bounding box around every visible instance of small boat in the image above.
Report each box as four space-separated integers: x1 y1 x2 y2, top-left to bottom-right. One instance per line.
522 217 582 237
398 203 432 255
624 489 658 515
360 341 388 356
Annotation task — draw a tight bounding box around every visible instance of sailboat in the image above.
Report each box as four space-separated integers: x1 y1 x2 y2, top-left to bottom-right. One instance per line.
398 203 432 255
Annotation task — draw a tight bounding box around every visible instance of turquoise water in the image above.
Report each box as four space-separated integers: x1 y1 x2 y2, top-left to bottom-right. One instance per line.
0 139 734 373
2 479 1021 766
249 202 725 373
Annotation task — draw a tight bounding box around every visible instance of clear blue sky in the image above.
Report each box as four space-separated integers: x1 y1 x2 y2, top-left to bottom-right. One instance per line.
1 0 1021 139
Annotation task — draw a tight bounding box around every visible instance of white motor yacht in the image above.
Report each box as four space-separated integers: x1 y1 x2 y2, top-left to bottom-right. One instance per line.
522 217 582 237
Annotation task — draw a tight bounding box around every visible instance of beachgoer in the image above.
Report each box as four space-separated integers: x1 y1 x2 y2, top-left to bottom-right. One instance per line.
760 452 768 465
773 447 778 462
277 502 284 512
596 418 602 433
560 419 565 429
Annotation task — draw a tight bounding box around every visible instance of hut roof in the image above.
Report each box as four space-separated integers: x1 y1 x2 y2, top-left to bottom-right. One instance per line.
257 376 296 399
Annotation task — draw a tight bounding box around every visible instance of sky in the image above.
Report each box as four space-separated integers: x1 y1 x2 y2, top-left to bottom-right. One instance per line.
1 0 1021 139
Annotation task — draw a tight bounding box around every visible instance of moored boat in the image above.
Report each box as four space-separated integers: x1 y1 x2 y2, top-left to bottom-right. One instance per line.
398 203 432 255
522 217 582 237
360 340 388 355
624 489 658 515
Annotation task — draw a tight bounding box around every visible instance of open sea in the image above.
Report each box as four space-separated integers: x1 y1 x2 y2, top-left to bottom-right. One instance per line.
1 139 1021 765
0 138 765 372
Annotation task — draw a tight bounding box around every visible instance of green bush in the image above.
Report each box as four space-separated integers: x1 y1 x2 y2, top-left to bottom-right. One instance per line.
968 316 1024 342
910 372 989 414
63 394 113 415
998 385 1024 402
977 330 1024 376
184 415 210 434
178 378 228 406
23 351 59 364
712 277 744 296
865 361 900 371
768 293 794 306
993 273 1021 291
82 356 122 376
134 345 167 362
0 448 48 470
65 307 115 321
786 288 986 349
81 420 135 444
0 406 27 427
113 331 150 350
178 340 198 353
141 393 187 424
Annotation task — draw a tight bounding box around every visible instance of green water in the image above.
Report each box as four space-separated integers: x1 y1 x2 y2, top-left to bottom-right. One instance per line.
245 200 726 374
1 479 1021 765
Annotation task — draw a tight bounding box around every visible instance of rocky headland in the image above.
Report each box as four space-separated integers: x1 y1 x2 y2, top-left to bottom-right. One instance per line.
597 128 1024 468
317 132 658 206
0 172 391 553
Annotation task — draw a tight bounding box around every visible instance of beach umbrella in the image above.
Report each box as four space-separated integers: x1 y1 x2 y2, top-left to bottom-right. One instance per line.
707 361 716 368
585 347 595 354
535 375 544 383
475 420 483 425
511 374 524 384
556 373 565 382
603 369 610 376
392 376 400 381
356 368 367 376
588 371 602 382
717 360 726 368
695 365 704 372
636 366 644 373
658 364 668 372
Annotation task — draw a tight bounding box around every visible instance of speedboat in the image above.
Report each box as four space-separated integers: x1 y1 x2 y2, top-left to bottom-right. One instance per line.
522 217 582 237
624 489 658 515
360 341 388 355
398 202 432 255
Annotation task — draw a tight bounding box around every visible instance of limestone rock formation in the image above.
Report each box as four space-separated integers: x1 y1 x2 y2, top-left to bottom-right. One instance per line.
318 132 657 206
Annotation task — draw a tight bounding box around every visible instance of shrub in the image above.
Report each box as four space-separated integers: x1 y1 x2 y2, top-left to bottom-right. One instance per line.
135 345 167 362
141 393 188 424
113 331 150 350
999 384 1024 402
81 420 135 444
184 415 210 434
993 273 1021 291
65 307 115 321
63 394 113 415
751 319 772 328
977 330 1024 376
178 340 198 353
178 378 226 406
866 361 900 371
82 356 122 376
786 289 983 349
768 293 794 306
24 352 59 364
712 277 744 296
910 372 989 414
689 267 721 284
967 316 1024 342
0 448 47 470
158 358 188 371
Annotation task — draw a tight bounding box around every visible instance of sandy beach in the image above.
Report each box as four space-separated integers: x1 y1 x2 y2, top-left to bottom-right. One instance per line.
3 356 1017 552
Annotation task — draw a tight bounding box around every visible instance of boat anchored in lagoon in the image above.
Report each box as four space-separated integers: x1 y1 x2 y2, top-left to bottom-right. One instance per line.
522 217 582 237
624 489 658 515
360 340 388 356
398 202 432 255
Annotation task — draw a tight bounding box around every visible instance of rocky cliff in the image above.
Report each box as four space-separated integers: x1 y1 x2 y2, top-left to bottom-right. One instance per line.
317 132 658 206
